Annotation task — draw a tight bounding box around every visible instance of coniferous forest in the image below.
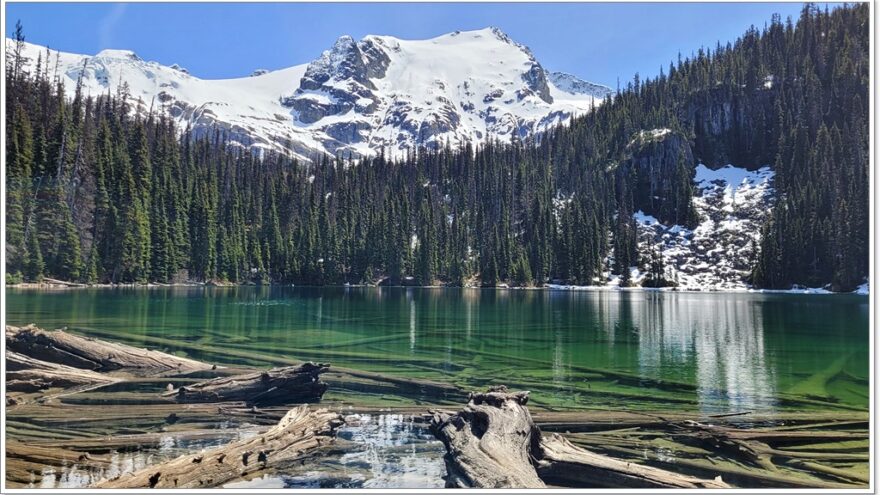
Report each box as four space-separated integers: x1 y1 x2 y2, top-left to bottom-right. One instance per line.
4 4 869 291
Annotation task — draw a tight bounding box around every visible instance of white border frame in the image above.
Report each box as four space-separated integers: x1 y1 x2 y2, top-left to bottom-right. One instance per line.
0 0 874 493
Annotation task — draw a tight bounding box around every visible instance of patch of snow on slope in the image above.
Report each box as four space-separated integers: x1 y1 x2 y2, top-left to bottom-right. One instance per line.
635 165 774 291
545 71 613 100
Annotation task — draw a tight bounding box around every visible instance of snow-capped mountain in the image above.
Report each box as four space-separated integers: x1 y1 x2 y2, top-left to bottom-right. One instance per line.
8 27 610 161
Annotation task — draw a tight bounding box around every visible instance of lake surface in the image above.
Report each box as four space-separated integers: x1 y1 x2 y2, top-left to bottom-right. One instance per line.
5 287 869 415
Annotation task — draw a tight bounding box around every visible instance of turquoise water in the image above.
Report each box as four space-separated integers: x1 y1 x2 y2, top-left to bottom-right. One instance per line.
5 287 869 414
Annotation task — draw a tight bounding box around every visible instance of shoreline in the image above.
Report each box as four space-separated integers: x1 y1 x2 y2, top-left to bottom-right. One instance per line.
5 280 869 296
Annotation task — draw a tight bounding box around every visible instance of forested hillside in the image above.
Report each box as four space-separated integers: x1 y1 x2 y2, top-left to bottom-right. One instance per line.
4 4 869 291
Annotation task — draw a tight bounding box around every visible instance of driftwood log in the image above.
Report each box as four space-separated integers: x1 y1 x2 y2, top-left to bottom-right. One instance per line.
94 405 343 488
431 386 730 489
6 325 211 374
536 433 729 488
7 351 121 393
430 386 545 488
164 364 329 406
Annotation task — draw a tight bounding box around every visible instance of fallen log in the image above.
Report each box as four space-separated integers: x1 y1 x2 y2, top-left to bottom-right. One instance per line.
7 351 121 393
94 405 343 488
536 433 729 488
430 386 732 489
6 325 211 374
163 363 329 406
430 386 545 488
6 441 113 488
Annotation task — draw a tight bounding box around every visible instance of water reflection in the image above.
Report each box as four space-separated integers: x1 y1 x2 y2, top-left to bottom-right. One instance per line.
6 287 869 414
631 293 775 414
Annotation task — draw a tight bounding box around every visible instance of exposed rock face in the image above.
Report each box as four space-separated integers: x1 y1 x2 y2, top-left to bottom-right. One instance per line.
301 36 374 90
284 35 384 129
358 37 393 80
617 129 696 226
522 63 553 104
685 85 777 169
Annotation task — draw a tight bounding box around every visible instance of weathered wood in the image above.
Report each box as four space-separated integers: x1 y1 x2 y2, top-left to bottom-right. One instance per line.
430 386 545 488
431 386 735 489
6 441 113 488
94 405 343 488
536 433 730 488
6 325 211 374
164 363 329 406
7 351 121 393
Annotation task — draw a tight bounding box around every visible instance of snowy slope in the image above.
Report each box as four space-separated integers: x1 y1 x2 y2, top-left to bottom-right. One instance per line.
7 28 610 161
633 165 775 290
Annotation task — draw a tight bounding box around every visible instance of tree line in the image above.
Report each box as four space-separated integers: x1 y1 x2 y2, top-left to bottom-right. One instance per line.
4 3 868 291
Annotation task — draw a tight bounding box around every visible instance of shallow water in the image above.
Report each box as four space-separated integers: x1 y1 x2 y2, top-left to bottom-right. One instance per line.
6 286 870 414
226 414 445 489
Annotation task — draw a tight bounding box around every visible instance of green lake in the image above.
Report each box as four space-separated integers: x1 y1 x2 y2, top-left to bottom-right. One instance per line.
5 287 870 415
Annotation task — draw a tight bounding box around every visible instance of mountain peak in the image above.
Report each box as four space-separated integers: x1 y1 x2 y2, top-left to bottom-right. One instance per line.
331 35 357 52
94 48 140 61
488 26 513 43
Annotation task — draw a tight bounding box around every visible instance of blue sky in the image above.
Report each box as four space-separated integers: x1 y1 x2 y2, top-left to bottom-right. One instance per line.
5 2 815 86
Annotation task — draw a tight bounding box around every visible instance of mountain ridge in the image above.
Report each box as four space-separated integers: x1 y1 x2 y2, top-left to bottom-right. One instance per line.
6 28 612 162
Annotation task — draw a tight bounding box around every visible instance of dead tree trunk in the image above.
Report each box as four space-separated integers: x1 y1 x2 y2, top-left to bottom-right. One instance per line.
94 406 343 488
536 433 730 488
430 386 546 488
7 351 120 393
431 386 731 489
6 325 211 374
164 364 329 406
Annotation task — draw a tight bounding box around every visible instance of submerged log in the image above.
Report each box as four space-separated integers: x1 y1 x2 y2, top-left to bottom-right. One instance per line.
7 351 120 393
536 433 729 488
163 363 329 406
6 325 211 374
94 405 344 488
430 386 545 488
